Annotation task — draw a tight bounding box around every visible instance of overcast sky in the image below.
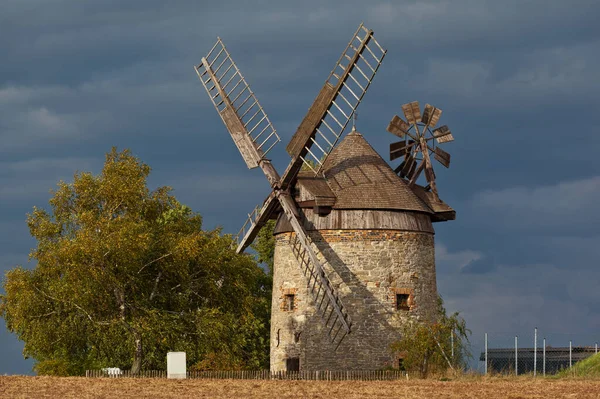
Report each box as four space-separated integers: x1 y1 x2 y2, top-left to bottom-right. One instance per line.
1 0 600 374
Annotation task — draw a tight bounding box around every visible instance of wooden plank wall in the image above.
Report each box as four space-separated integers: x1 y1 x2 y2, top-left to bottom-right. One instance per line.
274 209 434 234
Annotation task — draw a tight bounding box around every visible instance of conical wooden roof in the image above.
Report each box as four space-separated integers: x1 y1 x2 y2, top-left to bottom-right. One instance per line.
316 131 432 213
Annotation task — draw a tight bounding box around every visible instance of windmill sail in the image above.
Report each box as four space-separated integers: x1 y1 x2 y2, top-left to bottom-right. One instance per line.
234 193 279 253
434 147 451 168
281 24 386 188
402 101 421 124
389 140 415 161
195 38 283 252
421 104 442 127
195 38 280 171
278 193 351 348
387 115 410 138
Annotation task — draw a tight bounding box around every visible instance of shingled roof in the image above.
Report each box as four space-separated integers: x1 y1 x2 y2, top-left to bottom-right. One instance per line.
298 131 433 213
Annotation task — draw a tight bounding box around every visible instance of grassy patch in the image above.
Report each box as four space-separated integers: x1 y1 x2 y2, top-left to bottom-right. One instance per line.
558 353 600 378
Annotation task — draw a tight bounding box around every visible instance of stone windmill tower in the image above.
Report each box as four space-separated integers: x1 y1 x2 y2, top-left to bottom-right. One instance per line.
194 24 455 372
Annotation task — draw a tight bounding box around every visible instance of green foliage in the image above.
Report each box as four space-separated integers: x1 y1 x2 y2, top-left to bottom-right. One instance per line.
249 219 276 367
300 159 318 172
251 220 276 278
390 297 471 378
300 155 328 172
557 353 600 378
0 148 270 375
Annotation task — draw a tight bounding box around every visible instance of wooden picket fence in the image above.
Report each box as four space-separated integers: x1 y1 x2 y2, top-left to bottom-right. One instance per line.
85 369 407 381
86 370 167 378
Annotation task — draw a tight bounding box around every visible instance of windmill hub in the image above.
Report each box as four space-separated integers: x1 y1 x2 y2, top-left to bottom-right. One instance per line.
194 24 456 372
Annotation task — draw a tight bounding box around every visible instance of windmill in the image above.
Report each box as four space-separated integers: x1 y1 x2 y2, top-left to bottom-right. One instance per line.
387 102 454 201
195 24 456 372
195 24 386 350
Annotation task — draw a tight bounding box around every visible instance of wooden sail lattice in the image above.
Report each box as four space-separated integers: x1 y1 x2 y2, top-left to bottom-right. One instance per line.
290 233 351 349
195 38 280 169
233 204 261 248
284 24 386 177
233 193 279 253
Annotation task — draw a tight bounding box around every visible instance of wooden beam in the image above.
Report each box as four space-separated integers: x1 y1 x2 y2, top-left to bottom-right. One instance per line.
285 82 336 159
201 57 261 169
235 192 280 254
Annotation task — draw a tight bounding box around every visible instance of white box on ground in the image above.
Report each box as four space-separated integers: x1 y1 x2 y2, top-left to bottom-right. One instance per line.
167 352 186 379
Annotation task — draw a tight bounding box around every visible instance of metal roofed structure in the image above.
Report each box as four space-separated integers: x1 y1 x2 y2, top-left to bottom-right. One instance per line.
480 347 597 375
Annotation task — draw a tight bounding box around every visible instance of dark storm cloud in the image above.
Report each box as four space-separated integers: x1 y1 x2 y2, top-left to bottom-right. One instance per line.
470 177 600 234
1 0 599 373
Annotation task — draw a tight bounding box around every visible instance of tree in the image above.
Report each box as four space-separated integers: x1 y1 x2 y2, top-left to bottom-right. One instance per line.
248 219 276 361
251 220 276 278
391 297 471 378
0 148 270 375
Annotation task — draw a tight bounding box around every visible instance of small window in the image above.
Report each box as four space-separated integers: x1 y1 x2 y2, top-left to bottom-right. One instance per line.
286 357 300 371
284 294 295 311
396 294 410 311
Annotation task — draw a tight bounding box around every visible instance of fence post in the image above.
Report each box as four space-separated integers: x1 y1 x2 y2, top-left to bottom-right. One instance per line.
543 337 546 376
569 341 572 369
484 333 488 375
534 327 537 377
596 343 598 355
515 335 518 376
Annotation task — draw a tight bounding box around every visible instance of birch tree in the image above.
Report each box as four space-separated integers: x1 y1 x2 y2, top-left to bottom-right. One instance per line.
1 148 270 375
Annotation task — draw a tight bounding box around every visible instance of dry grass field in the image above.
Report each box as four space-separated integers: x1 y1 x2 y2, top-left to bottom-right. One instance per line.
1 376 600 399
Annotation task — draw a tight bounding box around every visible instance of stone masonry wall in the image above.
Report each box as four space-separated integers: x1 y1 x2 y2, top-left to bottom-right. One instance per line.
270 229 438 372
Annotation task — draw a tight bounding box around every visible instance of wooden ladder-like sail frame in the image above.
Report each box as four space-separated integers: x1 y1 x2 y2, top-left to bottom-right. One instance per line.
280 24 386 189
195 39 281 173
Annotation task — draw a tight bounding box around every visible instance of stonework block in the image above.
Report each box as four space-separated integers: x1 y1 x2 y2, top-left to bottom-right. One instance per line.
270 228 438 371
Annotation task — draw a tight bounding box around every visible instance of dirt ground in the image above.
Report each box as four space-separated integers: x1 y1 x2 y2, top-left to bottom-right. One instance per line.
1 376 600 399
